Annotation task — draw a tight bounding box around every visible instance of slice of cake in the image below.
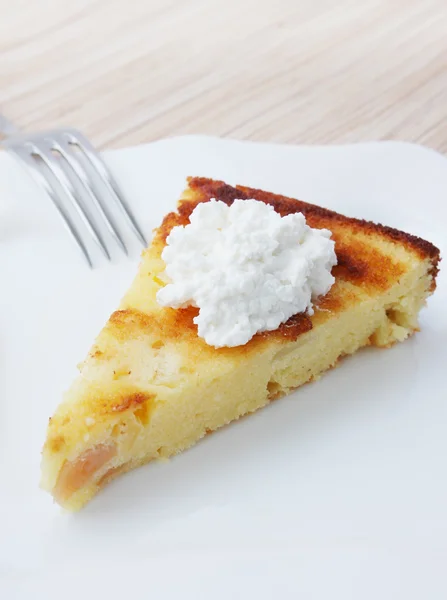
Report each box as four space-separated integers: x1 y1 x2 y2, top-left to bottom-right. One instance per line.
40 177 440 510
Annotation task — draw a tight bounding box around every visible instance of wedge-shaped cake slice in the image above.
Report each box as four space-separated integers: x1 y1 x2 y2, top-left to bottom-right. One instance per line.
41 177 440 510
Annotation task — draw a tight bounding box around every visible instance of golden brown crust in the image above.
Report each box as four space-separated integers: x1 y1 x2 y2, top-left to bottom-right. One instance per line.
184 177 440 267
158 178 440 283
173 178 440 287
154 177 440 333
106 305 313 354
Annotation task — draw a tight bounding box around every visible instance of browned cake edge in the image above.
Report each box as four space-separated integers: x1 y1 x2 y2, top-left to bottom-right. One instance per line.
145 176 441 351
163 177 440 283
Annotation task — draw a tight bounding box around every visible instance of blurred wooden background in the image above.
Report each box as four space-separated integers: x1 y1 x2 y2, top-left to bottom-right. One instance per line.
1 0 447 152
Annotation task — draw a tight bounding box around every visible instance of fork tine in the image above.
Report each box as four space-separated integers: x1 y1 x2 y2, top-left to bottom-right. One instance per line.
65 130 147 247
51 138 128 256
31 141 111 260
45 200 94 268
8 146 93 267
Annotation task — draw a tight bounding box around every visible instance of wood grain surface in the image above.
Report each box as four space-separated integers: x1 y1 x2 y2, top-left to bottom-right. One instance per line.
1 0 447 152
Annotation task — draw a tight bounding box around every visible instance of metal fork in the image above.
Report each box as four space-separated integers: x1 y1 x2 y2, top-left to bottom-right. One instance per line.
0 114 146 267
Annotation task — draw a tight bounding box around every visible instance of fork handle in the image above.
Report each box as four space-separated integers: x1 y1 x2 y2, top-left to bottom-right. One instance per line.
0 114 20 138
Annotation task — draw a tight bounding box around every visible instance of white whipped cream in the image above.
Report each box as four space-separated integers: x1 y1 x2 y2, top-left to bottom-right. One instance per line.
157 199 337 348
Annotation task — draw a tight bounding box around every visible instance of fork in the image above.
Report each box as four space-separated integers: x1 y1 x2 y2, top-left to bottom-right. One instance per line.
0 114 146 267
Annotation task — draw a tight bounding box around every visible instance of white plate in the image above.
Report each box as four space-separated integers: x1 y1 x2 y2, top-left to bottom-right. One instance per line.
0 137 446 600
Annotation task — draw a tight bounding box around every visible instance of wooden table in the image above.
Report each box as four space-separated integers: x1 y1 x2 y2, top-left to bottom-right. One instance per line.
1 0 447 152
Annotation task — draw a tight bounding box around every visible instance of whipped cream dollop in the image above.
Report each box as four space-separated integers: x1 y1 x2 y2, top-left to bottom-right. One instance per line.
156 199 337 348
